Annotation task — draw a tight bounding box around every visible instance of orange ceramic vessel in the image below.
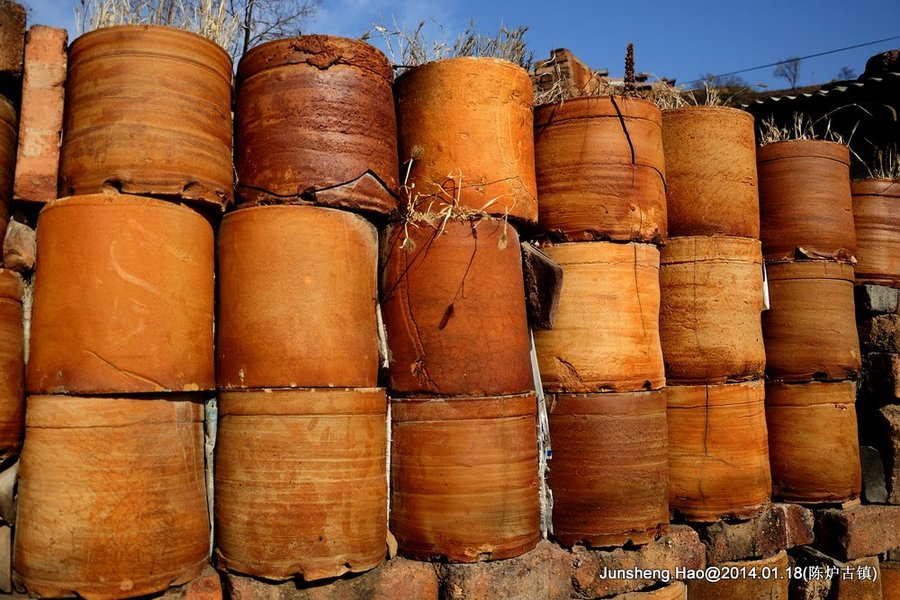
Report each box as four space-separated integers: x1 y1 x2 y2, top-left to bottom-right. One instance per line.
0 95 13 245
687 551 788 599
852 178 900 285
217 205 378 389
0 270 22 463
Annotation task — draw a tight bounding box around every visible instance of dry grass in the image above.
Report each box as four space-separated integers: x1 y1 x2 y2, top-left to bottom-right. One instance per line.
866 146 900 180
757 111 860 147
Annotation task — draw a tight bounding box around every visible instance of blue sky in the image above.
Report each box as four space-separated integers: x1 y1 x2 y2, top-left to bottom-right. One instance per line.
21 0 900 90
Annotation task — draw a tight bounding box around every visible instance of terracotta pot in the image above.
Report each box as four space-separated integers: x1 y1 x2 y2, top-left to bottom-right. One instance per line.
548 390 668 548
0 95 13 246
217 205 378 389
762 260 860 382
60 25 233 209
757 140 856 262
766 380 861 503
687 550 788 600
534 96 666 243
616 582 686 599
390 393 540 562
667 380 772 522
661 106 759 238
235 35 398 215
659 236 766 384
216 388 387 581
533 241 665 393
14 395 208 599
0 270 22 463
380 219 532 396
395 57 537 223
28 194 214 394
882 562 900 600
852 178 900 285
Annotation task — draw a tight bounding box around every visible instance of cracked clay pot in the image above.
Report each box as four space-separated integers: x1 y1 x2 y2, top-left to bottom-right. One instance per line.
27 194 214 394
234 35 399 216
59 25 233 209
852 178 900 285
0 270 22 462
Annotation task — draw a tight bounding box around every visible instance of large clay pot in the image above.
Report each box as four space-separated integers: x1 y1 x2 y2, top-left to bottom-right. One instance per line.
758 140 856 262
380 219 532 396
534 241 665 393
0 95 13 246
0 270 22 463
395 57 537 223
390 393 540 562
852 178 900 285
216 388 387 581
14 395 208 599
534 96 666 243
661 106 759 238
882 561 900 600
667 380 772 522
217 205 378 389
235 35 398 215
762 260 860 382
687 550 788 600
28 194 214 394
659 236 766 384
766 380 861 503
548 390 668 548
60 25 233 209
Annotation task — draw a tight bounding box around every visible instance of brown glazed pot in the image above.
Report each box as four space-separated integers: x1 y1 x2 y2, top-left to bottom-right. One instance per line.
380 219 532 396
661 106 759 238
395 57 538 223
762 260 861 382
534 96 667 243
28 194 214 394
390 393 540 562
60 25 233 209
533 241 665 393
687 550 788 600
852 178 900 285
758 140 856 262
766 380 861 503
659 236 766 384
0 270 23 463
235 35 398 215
548 390 668 548
217 205 378 389
667 380 772 522
0 95 13 246
14 395 208 599
216 388 387 581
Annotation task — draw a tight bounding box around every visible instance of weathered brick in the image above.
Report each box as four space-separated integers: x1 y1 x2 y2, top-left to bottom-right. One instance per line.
160 564 222 600
0 460 15 524
438 539 571 600
13 25 66 204
0 524 9 594
570 525 705 598
789 548 881 600
862 353 900 401
856 284 900 315
698 503 814 564
860 445 889 504
2 219 34 272
860 314 900 353
0 1 25 80
815 504 900 560
686 550 789 600
875 406 900 504
611 581 686 598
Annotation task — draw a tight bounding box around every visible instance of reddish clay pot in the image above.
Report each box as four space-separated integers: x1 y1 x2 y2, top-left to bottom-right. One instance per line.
766 380 861 503
667 380 772 522
390 393 540 562
217 205 378 389
380 219 532 396
0 270 23 462
757 140 856 262
659 236 766 384
882 562 900 599
687 550 788 600
852 178 900 285
235 35 398 215
216 388 387 581
661 106 759 238
28 194 214 394
616 582 687 599
548 390 668 548
14 395 208 599
60 25 233 209
0 95 13 245
762 260 860 382
534 241 665 393
395 58 537 223
534 96 666 243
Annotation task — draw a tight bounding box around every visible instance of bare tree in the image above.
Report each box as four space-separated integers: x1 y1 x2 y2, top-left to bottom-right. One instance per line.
230 0 320 57
773 57 801 90
837 66 856 81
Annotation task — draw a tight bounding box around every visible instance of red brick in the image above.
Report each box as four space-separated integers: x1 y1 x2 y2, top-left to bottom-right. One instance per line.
2 219 34 272
12 26 66 204
611 581 686 598
183 565 222 600
790 548 881 600
698 503 814 564
860 315 900 354
815 504 900 560
687 550 789 600
0 1 25 79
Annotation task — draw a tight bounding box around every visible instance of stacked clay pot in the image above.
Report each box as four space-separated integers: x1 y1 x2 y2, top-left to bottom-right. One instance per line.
851 178 900 286
214 34 395 581
533 94 668 547
756 138 862 504
660 106 772 522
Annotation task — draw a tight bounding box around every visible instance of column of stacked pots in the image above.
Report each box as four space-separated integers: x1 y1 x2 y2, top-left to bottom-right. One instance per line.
17 25 229 598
